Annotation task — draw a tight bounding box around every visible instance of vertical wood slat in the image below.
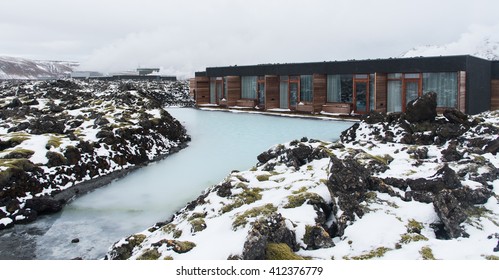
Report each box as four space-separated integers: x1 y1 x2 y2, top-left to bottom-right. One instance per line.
195 76 210 104
226 76 241 107
313 74 326 113
189 78 196 98
265 75 279 110
458 71 467 113
491 79 499 111
375 73 387 113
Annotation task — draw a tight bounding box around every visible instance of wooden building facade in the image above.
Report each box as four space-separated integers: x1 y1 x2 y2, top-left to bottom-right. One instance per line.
192 55 499 115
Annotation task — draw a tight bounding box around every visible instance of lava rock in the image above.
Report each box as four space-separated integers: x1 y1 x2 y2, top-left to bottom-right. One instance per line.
444 109 469 125
405 92 437 123
7 98 23 108
215 181 232 197
46 151 67 167
303 225 334 250
24 197 63 214
242 213 298 260
433 190 467 239
71 238 80 243
484 139 499 155
441 141 463 162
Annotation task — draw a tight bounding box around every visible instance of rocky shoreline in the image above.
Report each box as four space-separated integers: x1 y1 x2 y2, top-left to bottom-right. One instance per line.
0 79 192 230
106 93 499 260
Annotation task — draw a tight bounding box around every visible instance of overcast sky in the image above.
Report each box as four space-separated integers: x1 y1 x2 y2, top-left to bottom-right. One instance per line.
1 0 498 78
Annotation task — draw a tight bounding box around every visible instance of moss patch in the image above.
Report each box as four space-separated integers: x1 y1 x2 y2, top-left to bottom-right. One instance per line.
419 246 435 260
407 219 424 234
3 149 35 159
220 187 263 214
399 233 429 244
350 247 391 260
129 234 147 247
47 135 63 149
256 174 271 181
189 218 207 233
137 248 161 260
166 240 196 253
484 255 499 260
232 203 277 229
161 224 182 239
265 243 304 260
284 192 324 209
292 187 308 194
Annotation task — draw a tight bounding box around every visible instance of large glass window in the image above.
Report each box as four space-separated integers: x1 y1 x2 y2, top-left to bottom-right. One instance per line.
300 75 313 102
327 74 353 103
387 80 402 112
423 72 458 108
279 76 289 109
241 76 257 99
209 78 216 103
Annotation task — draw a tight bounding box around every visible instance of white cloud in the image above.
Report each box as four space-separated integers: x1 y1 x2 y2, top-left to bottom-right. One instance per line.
2 0 499 78
402 24 499 60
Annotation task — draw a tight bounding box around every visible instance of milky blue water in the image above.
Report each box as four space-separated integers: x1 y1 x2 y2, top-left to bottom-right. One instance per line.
2 108 354 259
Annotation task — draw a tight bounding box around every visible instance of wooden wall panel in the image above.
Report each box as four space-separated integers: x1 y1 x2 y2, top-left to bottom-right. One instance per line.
189 78 196 98
459 71 466 113
374 73 387 113
265 75 279 110
492 79 499 111
313 74 327 113
226 76 241 107
195 76 210 104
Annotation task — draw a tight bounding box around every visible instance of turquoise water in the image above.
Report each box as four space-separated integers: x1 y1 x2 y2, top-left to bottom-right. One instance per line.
6 108 355 259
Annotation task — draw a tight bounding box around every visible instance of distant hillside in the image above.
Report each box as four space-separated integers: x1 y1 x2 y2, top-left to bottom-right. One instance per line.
401 30 499 60
0 56 78 80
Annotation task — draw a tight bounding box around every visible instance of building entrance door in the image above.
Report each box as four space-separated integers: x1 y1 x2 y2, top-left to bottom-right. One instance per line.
353 81 368 114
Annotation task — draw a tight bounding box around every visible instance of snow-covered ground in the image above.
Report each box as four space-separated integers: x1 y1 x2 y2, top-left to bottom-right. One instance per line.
0 79 192 229
107 109 499 260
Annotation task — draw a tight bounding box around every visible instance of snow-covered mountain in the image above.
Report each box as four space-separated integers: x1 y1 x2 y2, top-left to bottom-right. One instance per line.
0 56 78 80
401 25 499 60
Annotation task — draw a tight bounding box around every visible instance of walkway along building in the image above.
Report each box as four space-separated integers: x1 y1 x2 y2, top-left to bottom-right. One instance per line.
190 55 499 115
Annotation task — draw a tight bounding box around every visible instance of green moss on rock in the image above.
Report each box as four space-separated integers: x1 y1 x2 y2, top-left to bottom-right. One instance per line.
351 247 391 260
284 192 324 209
137 248 161 260
407 219 424 234
189 218 207 233
399 233 429 244
265 243 304 260
232 203 277 229
3 149 35 159
419 246 436 260
256 174 271 181
220 187 263 214
161 224 182 239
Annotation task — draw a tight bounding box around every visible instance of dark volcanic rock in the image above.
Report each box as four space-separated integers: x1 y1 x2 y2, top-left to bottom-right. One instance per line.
25 197 62 215
441 141 463 162
303 225 334 250
7 98 23 108
215 181 232 197
433 190 467 239
327 154 373 236
383 164 462 201
46 151 67 167
484 139 499 155
444 109 469 125
242 213 298 260
405 92 437 123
